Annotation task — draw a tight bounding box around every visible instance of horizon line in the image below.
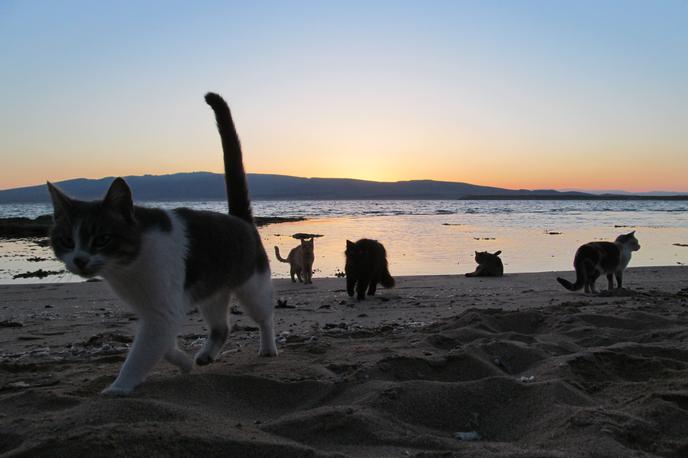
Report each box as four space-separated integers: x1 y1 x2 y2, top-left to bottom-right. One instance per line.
1 170 687 195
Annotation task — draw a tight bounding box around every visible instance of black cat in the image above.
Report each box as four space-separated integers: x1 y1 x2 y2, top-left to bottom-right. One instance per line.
465 250 504 277
345 239 395 300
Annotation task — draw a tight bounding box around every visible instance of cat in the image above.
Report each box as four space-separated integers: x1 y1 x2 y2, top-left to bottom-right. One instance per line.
345 239 395 300
557 231 640 293
46 92 277 396
274 238 315 284
465 250 504 277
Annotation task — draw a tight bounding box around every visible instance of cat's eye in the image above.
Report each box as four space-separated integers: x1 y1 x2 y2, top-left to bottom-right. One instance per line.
59 236 75 249
92 234 112 248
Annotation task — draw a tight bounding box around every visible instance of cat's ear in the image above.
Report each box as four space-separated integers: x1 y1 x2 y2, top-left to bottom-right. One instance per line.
494 250 502 256
346 240 354 248
628 231 636 237
46 182 74 221
474 251 478 255
103 178 134 223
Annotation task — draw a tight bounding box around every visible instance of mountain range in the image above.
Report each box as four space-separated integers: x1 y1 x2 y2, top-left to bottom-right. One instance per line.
0 172 685 203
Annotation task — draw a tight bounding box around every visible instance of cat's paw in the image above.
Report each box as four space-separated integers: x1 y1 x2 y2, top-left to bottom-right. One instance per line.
194 353 214 366
258 346 278 357
178 357 193 373
101 384 135 397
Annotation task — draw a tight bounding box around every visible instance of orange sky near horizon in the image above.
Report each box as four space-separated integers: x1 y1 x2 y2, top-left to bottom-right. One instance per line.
4 106 687 193
5 142 687 193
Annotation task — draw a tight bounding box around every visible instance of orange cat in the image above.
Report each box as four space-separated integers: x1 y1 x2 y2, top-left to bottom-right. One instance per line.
274 238 315 284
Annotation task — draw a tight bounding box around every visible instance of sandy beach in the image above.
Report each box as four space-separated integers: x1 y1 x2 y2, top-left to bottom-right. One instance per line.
1 266 688 457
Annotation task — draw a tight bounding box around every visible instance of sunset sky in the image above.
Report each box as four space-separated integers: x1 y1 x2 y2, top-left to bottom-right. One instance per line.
1 1 687 192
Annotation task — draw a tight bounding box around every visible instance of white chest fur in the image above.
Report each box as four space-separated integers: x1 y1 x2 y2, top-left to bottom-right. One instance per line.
617 245 633 271
101 210 189 319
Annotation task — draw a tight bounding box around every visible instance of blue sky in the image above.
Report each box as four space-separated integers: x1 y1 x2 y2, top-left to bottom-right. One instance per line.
1 0 687 191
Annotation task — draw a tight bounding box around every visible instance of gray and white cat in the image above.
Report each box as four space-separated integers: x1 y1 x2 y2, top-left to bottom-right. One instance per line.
47 93 277 395
557 231 640 293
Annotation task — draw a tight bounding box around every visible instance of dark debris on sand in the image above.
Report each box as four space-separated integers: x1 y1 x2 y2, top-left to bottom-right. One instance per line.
12 269 65 280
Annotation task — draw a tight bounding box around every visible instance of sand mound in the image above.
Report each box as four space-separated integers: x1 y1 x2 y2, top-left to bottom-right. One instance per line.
2 271 688 456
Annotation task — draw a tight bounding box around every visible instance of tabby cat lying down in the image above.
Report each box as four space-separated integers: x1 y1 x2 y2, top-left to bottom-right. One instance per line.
465 250 504 277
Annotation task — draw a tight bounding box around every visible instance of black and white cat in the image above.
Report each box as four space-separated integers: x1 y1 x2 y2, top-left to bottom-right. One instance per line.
47 93 277 395
557 231 640 293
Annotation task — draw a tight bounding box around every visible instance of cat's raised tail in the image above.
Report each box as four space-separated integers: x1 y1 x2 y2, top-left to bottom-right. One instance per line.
205 92 253 223
274 246 289 263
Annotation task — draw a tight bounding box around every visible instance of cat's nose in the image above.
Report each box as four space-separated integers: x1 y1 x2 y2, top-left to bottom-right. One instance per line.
73 256 88 270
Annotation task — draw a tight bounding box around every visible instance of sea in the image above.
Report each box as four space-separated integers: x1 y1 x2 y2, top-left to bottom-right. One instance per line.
1 200 687 284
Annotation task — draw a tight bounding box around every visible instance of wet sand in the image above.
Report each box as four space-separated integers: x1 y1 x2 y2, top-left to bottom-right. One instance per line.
1 267 688 457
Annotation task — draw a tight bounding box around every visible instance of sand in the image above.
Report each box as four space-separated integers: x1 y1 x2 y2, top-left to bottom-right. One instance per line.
1 266 688 457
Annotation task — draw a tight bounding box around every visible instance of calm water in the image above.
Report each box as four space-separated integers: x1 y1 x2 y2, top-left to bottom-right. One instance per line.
1 200 687 283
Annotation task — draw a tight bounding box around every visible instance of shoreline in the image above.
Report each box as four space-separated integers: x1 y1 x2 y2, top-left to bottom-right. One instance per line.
2 263 688 280
0 214 305 238
2 204 687 283
3 264 687 285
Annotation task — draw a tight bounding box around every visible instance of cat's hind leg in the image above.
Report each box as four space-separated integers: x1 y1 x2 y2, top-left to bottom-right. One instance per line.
195 291 230 366
356 277 369 300
166 345 193 373
367 280 377 296
589 270 600 294
582 260 593 293
234 269 278 357
466 266 484 277
607 273 614 290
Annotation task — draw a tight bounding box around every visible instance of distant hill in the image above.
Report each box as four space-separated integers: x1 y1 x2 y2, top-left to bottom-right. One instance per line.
0 172 685 203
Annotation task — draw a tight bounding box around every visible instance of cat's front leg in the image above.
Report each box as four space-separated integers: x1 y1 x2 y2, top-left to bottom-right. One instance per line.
367 281 377 296
102 319 179 396
356 278 368 301
166 346 193 373
346 275 355 297
615 271 623 289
